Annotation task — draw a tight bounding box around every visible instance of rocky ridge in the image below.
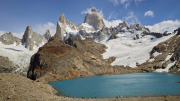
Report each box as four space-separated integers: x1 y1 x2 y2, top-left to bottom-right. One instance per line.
0 32 21 46
27 35 140 83
134 28 180 73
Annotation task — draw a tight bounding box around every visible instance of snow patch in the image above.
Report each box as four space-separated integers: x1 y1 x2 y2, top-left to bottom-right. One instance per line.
155 61 176 72
0 42 39 73
153 52 162 57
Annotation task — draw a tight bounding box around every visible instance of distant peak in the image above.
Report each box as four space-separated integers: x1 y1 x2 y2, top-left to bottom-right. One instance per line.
46 29 50 33
91 7 97 12
59 13 66 24
26 24 32 30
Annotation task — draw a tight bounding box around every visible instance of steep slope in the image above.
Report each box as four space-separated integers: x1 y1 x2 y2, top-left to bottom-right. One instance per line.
144 28 180 73
27 36 139 83
102 27 175 68
0 56 16 73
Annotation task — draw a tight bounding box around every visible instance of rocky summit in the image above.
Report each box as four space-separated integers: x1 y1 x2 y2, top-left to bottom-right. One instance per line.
22 24 47 51
43 29 51 41
84 7 106 30
55 13 67 40
0 32 21 46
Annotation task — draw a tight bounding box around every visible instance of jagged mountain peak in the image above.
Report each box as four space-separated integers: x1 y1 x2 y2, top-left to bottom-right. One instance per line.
43 29 51 41
59 13 66 24
84 7 105 30
91 7 97 12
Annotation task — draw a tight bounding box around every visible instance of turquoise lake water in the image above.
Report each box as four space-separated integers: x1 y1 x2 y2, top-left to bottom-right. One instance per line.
49 73 180 98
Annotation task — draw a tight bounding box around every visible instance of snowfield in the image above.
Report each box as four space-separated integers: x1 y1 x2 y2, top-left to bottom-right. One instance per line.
0 42 40 73
102 30 175 68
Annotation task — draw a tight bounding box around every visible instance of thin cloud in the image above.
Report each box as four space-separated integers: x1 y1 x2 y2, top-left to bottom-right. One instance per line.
107 12 118 21
123 11 140 25
109 0 144 8
144 10 154 18
103 19 123 28
146 19 180 33
81 7 104 18
34 22 56 36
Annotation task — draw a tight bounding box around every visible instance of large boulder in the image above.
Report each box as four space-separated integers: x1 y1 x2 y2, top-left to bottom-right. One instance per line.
22 25 47 51
84 7 105 30
55 13 66 40
0 32 21 45
43 29 51 41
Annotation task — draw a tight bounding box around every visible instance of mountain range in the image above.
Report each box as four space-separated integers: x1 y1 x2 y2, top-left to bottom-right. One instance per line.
0 7 179 81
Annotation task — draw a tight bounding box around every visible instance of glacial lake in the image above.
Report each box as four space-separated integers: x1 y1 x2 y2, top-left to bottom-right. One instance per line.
49 73 180 98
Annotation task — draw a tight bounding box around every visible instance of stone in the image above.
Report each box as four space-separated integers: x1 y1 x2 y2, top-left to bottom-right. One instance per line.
43 29 51 41
0 32 21 46
55 13 66 40
84 7 105 30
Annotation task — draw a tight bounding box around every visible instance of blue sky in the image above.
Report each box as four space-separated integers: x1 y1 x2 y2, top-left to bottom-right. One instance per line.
0 0 180 38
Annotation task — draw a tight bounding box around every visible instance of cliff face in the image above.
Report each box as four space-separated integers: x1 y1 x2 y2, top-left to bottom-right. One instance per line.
27 36 138 83
84 7 105 30
55 13 66 40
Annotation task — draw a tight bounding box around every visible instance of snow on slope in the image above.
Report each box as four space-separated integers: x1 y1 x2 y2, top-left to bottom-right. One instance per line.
0 42 39 73
155 61 176 72
66 25 78 35
102 30 175 68
78 23 97 33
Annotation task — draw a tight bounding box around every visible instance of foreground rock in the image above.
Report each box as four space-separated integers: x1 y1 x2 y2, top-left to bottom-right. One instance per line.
0 73 60 101
0 56 16 73
27 36 139 83
0 32 21 45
